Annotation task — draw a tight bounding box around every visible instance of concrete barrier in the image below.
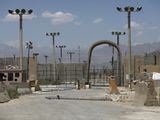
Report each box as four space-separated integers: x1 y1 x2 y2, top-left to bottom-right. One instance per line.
0 91 10 103
0 84 10 103
134 81 148 105
134 80 159 106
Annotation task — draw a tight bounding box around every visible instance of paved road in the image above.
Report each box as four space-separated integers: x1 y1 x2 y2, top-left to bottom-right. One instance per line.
0 87 159 120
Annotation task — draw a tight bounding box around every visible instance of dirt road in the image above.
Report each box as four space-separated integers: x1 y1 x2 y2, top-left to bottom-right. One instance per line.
0 86 159 120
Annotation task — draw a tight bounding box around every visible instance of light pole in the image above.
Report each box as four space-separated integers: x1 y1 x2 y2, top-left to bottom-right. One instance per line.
117 6 142 87
8 9 33 71
111 31 126 46
67 51 75 83
26 41 33 80
46 32 60 84
44 55 48 82
111 31 125 85
67 51 75 63
56 45 66 63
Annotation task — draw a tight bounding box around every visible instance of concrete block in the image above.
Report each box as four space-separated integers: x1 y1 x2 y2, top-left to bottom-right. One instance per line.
144 80 159 106
0 84 10 103
134 80 159 106
134 82 148 106
0 91 10 103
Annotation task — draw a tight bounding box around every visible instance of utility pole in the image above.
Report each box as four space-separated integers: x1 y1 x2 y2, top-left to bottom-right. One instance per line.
8 9 33 81
56 45 66 63
117 6 142 87
46 32 60 84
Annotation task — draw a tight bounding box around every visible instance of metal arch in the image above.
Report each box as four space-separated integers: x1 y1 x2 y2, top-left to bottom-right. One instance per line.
86 40 122 86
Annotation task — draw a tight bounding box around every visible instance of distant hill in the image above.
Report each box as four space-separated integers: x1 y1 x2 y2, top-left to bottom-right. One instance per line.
132 42 160 55
0 42 160 64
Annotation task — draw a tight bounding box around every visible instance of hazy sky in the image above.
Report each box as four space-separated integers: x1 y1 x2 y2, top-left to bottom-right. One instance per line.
0 0 160 50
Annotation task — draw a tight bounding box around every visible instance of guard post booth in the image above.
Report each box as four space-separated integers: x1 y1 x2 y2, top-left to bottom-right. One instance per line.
0 68 23 84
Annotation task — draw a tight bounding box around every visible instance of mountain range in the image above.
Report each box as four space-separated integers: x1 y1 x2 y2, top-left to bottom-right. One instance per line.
0 42 159 64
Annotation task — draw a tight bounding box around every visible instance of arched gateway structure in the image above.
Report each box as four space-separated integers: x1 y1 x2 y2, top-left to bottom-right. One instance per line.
86 40 123 86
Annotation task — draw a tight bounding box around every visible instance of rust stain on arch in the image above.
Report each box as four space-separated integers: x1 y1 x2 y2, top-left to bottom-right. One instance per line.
86 40 122 85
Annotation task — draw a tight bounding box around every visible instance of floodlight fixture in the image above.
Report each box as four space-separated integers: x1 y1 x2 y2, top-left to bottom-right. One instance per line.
15 9 20 14
116 7 122 12
28 9 33 14
136 7 142 12
8 10 14 14
21 9 26 14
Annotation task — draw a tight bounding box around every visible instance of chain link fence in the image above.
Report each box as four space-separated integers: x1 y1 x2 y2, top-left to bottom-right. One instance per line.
37 63 119 86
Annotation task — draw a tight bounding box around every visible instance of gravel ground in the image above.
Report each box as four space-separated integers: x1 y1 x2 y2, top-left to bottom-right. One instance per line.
0 86 160 120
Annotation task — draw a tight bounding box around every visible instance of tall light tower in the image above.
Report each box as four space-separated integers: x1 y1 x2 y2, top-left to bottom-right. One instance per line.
8 9 33 71
67 52 75 63
111 31 125 85
67 51 75 84
117 6 142 86
56 45 66 63
111 32 126 46
46 32 60 83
